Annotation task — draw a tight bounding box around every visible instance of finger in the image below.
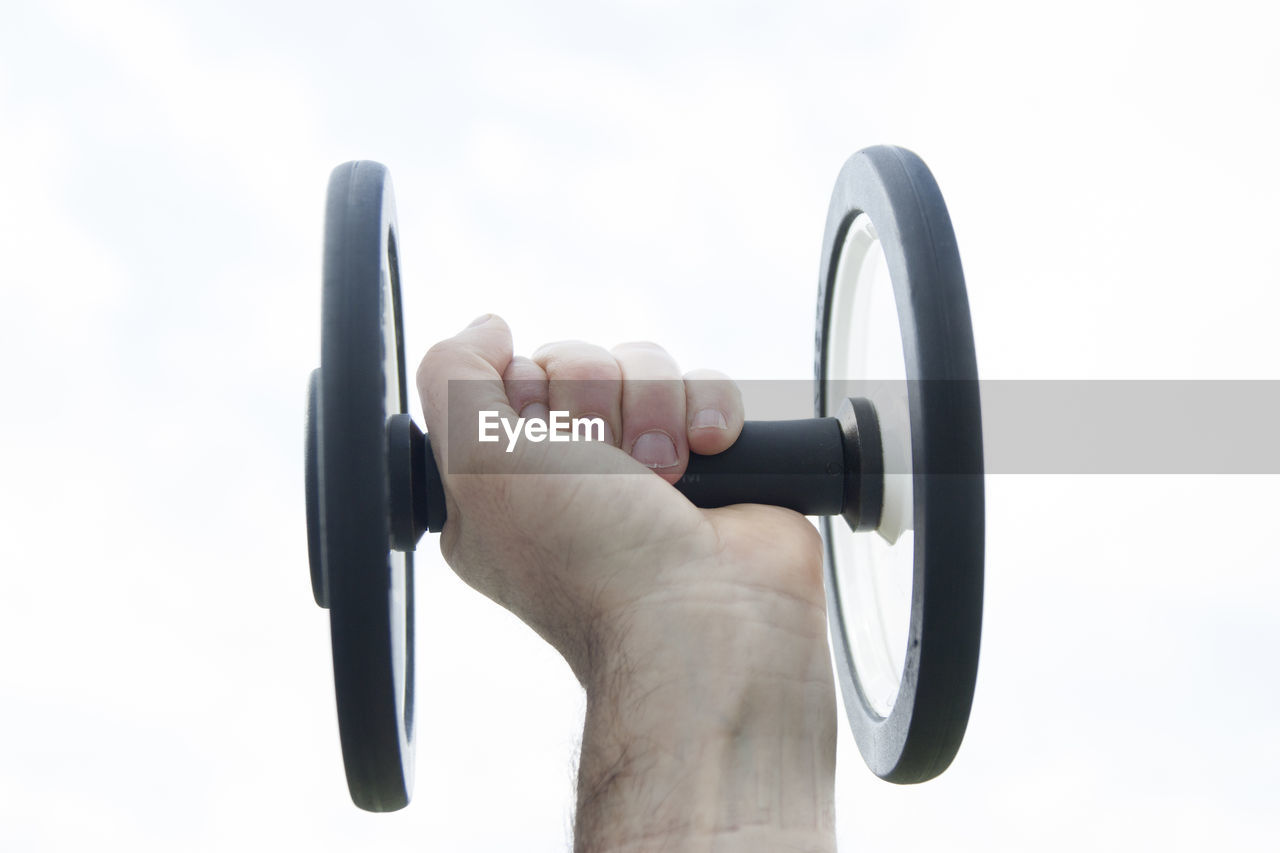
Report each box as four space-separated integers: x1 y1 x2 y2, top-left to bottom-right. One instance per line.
611 341 687 483
416 313 515 474
532 341 622 447
502 356 549 422
683 368 744 456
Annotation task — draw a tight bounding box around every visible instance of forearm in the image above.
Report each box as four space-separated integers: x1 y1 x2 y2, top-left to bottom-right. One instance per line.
573 598 838 853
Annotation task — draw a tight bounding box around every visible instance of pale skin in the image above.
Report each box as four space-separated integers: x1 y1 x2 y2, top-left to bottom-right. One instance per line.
417 314 837 852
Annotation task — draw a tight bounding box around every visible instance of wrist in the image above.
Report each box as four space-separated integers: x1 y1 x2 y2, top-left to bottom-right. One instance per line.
574 596 837 852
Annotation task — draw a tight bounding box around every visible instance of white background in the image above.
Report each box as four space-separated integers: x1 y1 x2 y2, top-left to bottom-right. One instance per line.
1 0 1277 849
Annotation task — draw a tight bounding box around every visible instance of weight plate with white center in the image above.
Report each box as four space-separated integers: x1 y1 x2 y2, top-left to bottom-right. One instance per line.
815 145 984 783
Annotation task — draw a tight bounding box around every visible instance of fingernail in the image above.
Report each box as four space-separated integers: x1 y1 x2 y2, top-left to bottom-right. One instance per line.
690 408 728 430
520 402 549 422
465 313 493 329
632 431 678 469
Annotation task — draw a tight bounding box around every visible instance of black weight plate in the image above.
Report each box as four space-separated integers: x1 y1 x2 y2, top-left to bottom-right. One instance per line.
815 146 984 782
317 161 415 810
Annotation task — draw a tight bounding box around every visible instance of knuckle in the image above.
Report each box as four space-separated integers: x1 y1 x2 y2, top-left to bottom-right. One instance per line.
531 339 590 364
683 367 731 383
613 340 668 356
549 355 621 383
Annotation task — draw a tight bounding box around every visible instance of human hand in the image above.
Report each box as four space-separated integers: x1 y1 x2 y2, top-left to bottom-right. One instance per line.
417 314 836 851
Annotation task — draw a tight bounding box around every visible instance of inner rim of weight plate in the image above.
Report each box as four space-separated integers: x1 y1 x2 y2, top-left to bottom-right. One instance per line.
824 213 914 719
383 230 415 768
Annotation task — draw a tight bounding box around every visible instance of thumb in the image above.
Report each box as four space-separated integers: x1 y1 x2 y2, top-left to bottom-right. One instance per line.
416 313 515 475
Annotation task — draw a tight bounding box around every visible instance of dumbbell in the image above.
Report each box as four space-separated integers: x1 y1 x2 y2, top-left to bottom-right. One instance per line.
305 146 984 812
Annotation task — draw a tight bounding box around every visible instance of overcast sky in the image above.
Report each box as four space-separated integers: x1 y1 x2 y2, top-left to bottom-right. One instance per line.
1 0 1277 850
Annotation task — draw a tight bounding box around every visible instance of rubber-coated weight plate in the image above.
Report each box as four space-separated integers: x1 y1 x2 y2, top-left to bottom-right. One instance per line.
815 145 984 783
316 161 415 810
